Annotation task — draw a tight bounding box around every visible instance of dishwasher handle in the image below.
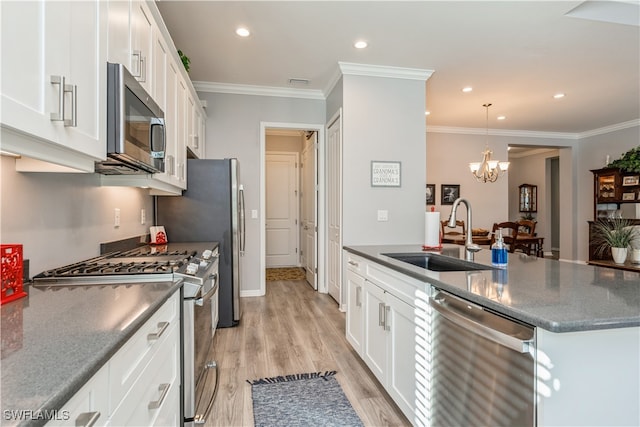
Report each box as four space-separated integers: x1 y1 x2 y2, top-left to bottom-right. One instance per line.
430 292 533 354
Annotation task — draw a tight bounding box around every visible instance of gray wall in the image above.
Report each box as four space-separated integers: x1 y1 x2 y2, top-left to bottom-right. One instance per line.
0 155 154 275
575 126 640 260
198 92 325 295
341 74 427 245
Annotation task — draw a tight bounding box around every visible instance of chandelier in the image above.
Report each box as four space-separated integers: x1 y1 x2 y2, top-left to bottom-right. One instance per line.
469 103 510 183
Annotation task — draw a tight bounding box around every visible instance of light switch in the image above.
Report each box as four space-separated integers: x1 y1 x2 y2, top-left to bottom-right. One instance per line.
251 209 258 219
377 210 388 221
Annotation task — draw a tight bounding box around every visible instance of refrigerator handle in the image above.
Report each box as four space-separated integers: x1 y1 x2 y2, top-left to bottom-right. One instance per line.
239 185 246 255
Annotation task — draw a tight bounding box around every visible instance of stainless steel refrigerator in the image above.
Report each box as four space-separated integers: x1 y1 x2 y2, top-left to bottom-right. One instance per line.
156 158 243 327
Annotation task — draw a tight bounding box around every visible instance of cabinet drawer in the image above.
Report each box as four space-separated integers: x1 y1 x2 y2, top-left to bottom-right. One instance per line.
108 321 180 426
46 367 109 427
109 292 179 408
345 252 367 276
366 262 426 307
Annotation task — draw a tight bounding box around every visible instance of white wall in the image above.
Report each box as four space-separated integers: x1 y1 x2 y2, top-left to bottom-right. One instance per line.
426 132 510 231
341 74 427 245
0 155 154 275
426 123 639 262
198 92 325 295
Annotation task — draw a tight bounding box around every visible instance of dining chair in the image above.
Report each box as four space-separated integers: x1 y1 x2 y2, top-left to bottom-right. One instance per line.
516 219 537 237
491 222 520 253
441 219 466 243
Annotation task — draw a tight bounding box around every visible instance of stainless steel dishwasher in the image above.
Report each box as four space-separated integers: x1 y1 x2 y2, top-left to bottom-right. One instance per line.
429 289 536 427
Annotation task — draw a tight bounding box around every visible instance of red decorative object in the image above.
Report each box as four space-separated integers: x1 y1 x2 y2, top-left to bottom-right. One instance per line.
1 244 27 305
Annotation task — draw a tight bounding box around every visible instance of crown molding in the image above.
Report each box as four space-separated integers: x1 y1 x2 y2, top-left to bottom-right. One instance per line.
426 125 578 140
577 119 640 139
338 62 434 81
193 81 325 100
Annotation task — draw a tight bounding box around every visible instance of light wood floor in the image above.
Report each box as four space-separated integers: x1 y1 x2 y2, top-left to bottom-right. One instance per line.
204 278 411 427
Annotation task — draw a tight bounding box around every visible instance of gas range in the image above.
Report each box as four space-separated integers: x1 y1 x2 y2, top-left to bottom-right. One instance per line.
32 242 218 287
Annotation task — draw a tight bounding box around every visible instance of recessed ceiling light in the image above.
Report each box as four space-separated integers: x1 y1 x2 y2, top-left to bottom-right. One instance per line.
354 40 368 49
497 115 506 120
462 87 473 93
553 93 565 99
236 27 250 37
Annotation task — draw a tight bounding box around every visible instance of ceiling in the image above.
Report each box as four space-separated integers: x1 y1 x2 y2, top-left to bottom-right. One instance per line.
156 1 640 135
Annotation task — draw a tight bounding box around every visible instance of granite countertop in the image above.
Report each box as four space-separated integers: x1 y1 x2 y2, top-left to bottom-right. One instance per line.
344 244 640 333
0 280 182 427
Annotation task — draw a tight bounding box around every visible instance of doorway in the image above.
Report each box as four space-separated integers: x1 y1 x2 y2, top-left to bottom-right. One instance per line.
260 123 324 295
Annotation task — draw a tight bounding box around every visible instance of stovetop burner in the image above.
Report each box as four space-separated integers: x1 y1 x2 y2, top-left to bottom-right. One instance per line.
32 242 218 287
106 247 197 259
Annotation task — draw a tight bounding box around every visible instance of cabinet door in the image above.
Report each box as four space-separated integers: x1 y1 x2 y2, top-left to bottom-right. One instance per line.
345 269 365 355
363 280 387 384
386 292 417 422
1 0 105 169
107 0 131 66
130 1 153 94
56 0 105 160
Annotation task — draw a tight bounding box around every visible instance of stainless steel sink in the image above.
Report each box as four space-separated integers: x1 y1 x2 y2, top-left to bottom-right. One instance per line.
382 252 495 272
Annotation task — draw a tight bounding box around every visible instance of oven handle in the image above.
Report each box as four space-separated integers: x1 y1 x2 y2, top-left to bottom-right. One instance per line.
195 276 218 307
193 361 219 424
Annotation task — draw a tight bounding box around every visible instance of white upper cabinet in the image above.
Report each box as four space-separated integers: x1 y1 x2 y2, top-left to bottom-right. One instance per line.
1 0 107 172
130 1 154 94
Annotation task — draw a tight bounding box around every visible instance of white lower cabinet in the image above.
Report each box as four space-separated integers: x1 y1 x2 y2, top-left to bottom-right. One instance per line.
107 322 179 426
345 268 365 355
344 251 423 425
46 368 109 427
47 292 181 427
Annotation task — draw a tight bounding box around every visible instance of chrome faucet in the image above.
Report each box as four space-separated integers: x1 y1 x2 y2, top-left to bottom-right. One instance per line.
447 197 482 261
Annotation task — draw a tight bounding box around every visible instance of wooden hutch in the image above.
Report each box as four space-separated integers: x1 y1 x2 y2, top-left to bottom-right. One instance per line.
589 167 640 272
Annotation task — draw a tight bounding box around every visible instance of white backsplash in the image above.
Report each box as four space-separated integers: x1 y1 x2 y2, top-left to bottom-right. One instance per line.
0 155 154 276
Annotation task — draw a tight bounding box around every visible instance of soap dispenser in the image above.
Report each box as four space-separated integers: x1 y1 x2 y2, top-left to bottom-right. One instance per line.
492 228 508 268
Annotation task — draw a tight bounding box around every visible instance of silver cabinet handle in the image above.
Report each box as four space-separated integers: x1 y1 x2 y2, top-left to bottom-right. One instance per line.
50 75 66 122
65 83 77 127
139 55 146 83
132 50 143 78
356 286 362 308
147 321 169 341
75 411 100 427
378 302 385 327
385 305 391 331
193 134 199 149
347 260 359 267
147 383 170 410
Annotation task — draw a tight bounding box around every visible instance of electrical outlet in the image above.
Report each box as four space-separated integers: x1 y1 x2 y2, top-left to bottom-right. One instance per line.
114 208 121 227
141 208 146 225
377 210 388 221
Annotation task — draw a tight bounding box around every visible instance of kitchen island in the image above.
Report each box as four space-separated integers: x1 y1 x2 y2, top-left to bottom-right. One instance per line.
344 244 640 427
0 280 181 426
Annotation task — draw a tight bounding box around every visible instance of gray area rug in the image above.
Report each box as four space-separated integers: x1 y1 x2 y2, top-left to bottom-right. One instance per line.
248 371 363 427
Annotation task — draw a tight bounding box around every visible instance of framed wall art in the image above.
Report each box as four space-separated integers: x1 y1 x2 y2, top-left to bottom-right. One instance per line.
371 161 401 187
622 175 639 186
622 192 636 201
441 184 460 205
426 184 435 205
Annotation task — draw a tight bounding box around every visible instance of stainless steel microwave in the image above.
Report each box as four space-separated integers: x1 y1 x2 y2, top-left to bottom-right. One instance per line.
96 63 165 175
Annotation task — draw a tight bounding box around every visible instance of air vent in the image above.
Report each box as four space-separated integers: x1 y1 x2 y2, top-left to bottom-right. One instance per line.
288 78 310 85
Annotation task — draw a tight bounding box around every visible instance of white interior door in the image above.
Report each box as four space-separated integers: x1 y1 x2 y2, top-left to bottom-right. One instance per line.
327 115 342 303
301 133 317 289
265 152 299 267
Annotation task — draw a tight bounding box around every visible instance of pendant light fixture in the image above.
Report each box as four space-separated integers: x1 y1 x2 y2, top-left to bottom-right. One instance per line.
469 103 510 183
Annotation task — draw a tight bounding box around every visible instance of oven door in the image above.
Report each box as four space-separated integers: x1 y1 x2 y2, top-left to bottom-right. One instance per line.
183 276 218 426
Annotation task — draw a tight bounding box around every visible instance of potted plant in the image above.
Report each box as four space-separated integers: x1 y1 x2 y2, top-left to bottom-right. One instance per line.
592 218 639 264
606 146 640 173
